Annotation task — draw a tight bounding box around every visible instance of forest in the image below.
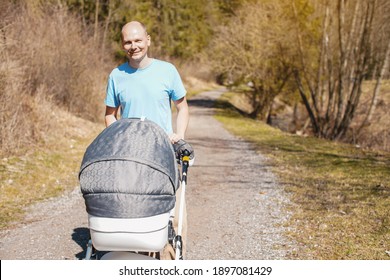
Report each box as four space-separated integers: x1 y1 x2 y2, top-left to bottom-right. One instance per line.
1 0 389 156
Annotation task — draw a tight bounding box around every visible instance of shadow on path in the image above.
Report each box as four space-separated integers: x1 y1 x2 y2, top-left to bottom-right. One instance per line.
72 227 90 259
187 98 216 108
188 94 250 118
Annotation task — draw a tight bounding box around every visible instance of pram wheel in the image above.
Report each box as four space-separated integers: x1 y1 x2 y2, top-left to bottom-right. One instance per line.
168 220 176 245
84 240 97 260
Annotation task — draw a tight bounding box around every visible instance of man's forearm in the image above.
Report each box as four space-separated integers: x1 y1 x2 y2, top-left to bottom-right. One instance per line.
105 115 117 127
175 105 189 139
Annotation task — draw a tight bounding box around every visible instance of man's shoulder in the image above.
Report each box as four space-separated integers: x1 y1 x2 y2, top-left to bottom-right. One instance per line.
110 62 131 76
152 59 176 70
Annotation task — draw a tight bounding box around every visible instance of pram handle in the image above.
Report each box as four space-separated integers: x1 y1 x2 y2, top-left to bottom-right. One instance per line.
172 139 195 166
172 141 193 260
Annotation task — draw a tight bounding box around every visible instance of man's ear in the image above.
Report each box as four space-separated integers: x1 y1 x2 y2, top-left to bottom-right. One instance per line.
147 34 151 47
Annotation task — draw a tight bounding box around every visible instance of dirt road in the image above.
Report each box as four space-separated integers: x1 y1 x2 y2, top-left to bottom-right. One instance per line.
0 89 294 260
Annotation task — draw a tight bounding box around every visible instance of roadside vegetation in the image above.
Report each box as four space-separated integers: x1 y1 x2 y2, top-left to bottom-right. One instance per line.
0 109 103 229
208 0 390 150
216 91 390 259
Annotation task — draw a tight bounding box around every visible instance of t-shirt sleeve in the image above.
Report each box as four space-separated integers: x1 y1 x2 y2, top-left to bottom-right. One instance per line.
105 74 119 108
170 66 187 101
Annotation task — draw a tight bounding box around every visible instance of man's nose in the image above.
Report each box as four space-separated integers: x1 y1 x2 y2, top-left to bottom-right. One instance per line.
130 43 137 50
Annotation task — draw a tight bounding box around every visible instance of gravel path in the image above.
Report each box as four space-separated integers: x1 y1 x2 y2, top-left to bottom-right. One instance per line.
0 89 294 260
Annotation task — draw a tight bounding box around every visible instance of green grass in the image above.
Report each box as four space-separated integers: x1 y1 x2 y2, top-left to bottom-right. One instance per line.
215 93 390 260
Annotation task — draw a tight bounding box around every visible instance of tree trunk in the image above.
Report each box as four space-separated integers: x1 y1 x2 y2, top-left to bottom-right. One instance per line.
358 39 390 131
80 0 86 28
101 0 112 56
291 1 319 116
294 70 320 135
94 0 99 43
334 2 375 140
334 0 346 132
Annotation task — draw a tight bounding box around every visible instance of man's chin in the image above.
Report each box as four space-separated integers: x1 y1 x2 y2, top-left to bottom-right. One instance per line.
129 53 144 61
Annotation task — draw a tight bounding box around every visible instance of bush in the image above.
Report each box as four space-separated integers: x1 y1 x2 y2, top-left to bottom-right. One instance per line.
0 2 112 156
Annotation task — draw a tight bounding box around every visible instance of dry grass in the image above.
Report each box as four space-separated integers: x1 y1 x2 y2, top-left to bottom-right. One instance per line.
0 2 110 229
215 92 390 260
0 106 103 229
0 3 110 156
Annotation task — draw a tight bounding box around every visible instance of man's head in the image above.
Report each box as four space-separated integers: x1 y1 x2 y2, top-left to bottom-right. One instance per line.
121 21 151 67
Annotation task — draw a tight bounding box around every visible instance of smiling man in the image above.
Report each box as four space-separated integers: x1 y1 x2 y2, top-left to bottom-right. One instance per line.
104 21 189 144
103 21 189 260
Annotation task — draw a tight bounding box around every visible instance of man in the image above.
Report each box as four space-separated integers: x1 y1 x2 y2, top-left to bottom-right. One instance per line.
104 21 189 143
104 21 189 259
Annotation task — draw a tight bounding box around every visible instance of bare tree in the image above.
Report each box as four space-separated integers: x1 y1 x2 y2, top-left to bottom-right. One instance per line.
291 0 390 140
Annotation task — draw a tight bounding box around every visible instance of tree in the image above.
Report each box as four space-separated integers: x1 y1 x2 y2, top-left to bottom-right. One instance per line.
290 0 390 139
63 0 215 60
358 1 390 133
209 0 292 122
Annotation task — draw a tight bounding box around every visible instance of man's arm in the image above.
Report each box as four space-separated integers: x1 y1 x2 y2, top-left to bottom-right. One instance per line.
105 106 119 127
170 96 189 143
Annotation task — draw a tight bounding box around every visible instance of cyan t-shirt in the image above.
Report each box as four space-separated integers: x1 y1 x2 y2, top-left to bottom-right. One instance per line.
105 59 186 134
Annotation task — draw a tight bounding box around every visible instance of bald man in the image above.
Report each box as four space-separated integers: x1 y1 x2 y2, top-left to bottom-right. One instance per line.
104 21 189 259
105 21 189 144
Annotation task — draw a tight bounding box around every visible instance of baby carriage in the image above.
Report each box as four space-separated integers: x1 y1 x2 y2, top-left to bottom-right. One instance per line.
78 118 193 260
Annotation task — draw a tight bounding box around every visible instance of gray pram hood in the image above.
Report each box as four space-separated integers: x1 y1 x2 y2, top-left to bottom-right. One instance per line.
79 118 179 219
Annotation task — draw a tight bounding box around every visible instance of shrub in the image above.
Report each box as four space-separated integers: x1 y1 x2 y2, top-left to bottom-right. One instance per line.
0 2 111 156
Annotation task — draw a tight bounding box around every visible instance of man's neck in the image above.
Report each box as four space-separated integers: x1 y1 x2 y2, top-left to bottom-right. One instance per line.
129 56 153 69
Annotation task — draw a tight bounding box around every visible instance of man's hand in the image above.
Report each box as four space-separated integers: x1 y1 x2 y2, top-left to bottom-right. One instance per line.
169 133 184 144
172 139 195 166
105 106 119 127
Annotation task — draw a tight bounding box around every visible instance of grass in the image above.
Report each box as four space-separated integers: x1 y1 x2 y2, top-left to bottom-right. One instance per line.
215 92 390 260
0 117 103 230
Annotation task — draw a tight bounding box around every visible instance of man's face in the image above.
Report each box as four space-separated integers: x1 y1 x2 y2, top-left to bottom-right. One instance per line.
121 24 150 63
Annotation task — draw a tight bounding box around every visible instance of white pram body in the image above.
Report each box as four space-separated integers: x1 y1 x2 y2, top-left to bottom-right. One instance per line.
88 212 169 252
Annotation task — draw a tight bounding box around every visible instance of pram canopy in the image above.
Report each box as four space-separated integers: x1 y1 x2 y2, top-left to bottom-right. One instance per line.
79 118 179 219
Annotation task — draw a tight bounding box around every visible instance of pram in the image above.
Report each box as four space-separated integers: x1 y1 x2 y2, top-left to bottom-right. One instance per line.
78 118 193 260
